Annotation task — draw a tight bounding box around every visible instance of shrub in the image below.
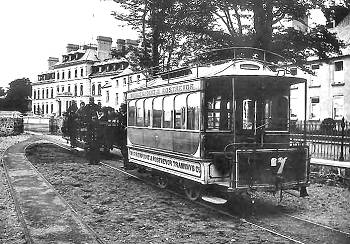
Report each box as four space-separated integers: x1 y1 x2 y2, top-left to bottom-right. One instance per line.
320 118 336 134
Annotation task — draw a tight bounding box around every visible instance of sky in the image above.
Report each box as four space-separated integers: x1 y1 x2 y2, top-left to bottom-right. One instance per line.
0 0 138 88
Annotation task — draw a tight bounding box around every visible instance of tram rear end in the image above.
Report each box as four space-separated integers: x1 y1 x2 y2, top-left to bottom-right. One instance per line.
204 73 309 198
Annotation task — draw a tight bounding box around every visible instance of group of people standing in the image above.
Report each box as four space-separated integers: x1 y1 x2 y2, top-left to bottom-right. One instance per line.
62 97 128 167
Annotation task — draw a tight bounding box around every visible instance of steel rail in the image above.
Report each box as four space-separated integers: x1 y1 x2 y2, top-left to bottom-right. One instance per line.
30 138 350 244
22 140 107 244
99 162 306 244
1 151 34 244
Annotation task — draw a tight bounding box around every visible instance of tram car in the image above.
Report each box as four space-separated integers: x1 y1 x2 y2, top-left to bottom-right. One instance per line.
126 47 310 203
62 104 126 154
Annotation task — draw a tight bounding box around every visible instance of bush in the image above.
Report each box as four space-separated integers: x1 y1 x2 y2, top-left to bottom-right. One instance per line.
320 118 336 134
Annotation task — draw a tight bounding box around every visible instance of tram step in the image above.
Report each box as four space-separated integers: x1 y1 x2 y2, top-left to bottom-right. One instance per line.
201 195 227 204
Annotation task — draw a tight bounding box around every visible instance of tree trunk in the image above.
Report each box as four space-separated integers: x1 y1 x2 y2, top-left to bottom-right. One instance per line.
253 0 273 50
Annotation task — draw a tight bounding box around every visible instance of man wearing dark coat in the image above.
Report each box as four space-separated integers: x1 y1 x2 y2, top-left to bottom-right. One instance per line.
81 97 101 165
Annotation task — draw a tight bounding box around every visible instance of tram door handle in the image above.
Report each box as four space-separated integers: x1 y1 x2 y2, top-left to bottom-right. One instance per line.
154 135 159 146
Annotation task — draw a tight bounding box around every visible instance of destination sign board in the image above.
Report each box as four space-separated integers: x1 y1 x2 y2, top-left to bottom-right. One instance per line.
127 80 201 100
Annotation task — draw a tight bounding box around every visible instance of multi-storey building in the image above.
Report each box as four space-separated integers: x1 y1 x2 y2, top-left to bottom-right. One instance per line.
290 13 350 122
31 36 142 116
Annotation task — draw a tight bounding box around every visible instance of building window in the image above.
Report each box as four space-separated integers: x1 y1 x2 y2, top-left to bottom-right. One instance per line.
80 68 84 77
334 61 344 84
51 88 54 98
74 85 77 96
311 64 320 70
57 72 60 80
92 84 95 96
310 97 320 120
116 79 119 87
98 84 101 95
75 69 77 78
51 103 54 113
106 91 110 103
42 89 44 99
123 92 127 102
137 74 140 83
68 85 71 93
68 70 71 79
61 86 64 92
123 77 127 86
115 93 119 106
80 84 83 96
46 104 49 114
335 61 343 71
290 68 297 76
62 71 65 80
33 90 36 100
333 95 344 120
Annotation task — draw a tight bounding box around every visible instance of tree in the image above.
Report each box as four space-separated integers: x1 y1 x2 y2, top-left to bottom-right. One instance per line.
111 0 344 68
0 87 5 97
3 78 31 113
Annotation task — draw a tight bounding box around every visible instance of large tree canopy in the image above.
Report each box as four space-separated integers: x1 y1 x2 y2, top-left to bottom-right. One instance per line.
111 0 344 69
0 78 31 113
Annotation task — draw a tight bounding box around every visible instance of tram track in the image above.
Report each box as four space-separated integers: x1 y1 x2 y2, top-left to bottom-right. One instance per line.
100 161 350 244
1 151 34 244
1 139 107 244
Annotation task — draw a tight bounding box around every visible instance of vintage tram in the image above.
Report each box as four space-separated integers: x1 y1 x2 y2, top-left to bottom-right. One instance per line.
126 47 309 203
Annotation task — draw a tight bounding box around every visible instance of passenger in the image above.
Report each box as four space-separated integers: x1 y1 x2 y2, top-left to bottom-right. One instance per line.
66 101 78 148
117 103 130 169
81 97 101 165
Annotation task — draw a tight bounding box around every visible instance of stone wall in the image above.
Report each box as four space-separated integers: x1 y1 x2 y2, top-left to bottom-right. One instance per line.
0 117 24 136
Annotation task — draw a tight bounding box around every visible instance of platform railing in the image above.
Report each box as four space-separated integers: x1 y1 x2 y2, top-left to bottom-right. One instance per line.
128 47 295 88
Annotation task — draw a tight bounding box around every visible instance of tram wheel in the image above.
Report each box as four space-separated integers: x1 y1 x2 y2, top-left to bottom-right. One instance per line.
156 175 169 189
184 185 201 201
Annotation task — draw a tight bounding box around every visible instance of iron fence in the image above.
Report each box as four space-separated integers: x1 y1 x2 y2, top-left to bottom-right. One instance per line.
290 118 350 162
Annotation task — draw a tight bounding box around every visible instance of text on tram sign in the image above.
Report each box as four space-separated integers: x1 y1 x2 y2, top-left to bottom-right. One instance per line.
127 80 201 100
129 149 201 177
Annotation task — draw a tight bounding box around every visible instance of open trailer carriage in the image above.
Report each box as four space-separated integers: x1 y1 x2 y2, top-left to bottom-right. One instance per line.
126 47 310 204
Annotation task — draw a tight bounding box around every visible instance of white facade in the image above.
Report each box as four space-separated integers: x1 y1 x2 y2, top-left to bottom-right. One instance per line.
31 36 140 116
290 56 350 121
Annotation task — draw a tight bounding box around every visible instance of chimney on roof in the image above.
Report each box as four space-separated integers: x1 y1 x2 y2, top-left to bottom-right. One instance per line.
66 44 79 53
116 39 126 52
48 57 59 70
97 36 112 61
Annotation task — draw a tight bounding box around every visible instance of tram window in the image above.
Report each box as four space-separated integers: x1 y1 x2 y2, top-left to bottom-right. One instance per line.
207 96 232 130
264 96 288 130
144 98 152 127
128 100 136 126
174 94 187 129
187 93 200 130
163 95 175 128
243 99 254 130
153 97 163 128
136 99 145 126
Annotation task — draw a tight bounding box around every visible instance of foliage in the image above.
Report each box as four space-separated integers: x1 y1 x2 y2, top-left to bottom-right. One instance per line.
1 78 31 113
0 87 5 97
110 0 345 69
320 118 336 133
